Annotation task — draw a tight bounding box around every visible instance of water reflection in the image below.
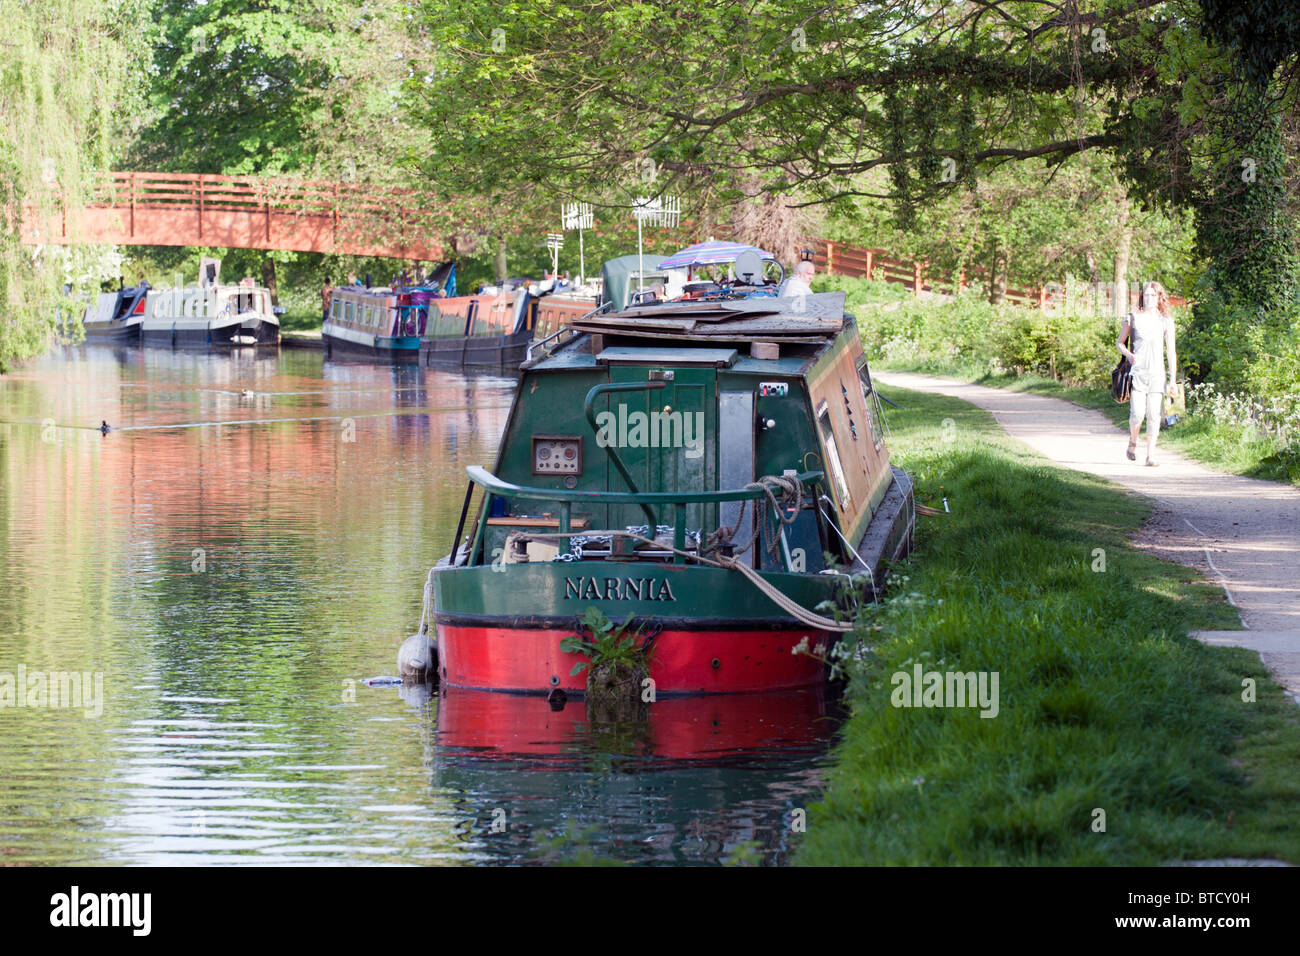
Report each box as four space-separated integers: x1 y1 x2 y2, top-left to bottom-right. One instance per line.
0 345 841 865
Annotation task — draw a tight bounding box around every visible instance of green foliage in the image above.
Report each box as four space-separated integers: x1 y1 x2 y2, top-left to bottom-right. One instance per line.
1200 0 1300 87
835 277 1121 387
1184 288 1300 396
133 0 421 180
411 1 1296 318
559 607 647 677
824 156 1197 299
1191 80 1300 315
845 277 1300 482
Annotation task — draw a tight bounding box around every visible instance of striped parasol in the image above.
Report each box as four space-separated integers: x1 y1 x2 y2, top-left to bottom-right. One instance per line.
657 240 776 270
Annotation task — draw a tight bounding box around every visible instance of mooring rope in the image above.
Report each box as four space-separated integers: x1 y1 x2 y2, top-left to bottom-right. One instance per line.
417 568 434 637
701 474 803 561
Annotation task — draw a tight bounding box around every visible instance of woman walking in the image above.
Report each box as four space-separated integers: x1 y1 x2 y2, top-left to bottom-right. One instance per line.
1117 281 1178 466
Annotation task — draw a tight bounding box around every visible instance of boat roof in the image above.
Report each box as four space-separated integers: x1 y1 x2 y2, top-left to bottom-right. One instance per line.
156 282 273 293
535 341 816 376
568 290 847 342
333 284 395 294
533 290 853 375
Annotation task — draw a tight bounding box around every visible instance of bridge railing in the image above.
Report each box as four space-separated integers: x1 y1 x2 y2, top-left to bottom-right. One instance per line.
75 171 452 257
89 171 454 230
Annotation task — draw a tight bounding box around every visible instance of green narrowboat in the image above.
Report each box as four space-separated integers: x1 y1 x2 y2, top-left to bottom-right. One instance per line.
431 288 914 695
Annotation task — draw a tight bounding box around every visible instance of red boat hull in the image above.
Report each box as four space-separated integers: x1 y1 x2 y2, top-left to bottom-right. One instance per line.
435 686 836 759
435 621 834 695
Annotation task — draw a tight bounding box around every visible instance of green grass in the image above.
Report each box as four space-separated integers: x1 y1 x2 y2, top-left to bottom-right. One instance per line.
278 307 322 334
798 386 1300 865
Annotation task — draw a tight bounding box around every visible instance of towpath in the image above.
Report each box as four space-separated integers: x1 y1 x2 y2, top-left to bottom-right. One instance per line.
874 371 1300 702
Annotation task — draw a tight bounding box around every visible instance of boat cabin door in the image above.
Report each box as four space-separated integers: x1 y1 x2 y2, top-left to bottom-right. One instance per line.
604 364 718 532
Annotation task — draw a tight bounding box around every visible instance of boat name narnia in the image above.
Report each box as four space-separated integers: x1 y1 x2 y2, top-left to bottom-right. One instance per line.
562 576 677 602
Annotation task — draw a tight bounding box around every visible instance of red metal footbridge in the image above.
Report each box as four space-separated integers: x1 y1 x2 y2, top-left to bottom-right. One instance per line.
22 171 446 260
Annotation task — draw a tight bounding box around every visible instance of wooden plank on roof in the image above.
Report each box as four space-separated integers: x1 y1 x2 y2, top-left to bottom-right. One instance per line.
685 316 843 334
567 325 831 344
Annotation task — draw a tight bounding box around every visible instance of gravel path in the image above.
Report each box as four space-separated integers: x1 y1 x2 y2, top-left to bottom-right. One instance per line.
875 371 1300 701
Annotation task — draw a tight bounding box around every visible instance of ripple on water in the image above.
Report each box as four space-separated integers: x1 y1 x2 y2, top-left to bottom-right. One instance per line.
0 345 840 865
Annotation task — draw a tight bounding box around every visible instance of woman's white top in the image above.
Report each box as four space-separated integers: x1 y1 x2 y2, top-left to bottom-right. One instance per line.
1128 308 1173 393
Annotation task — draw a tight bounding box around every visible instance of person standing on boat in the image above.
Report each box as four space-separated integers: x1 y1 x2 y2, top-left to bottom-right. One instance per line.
779 259 815 298
1117 281 1178 466
321 279 333 323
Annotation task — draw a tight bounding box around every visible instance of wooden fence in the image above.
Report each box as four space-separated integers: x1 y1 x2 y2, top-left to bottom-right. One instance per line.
799 238 1186 312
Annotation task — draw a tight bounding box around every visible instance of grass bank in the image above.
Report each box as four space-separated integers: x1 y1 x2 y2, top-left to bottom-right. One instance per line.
798 386 1300 865
279 308 322 334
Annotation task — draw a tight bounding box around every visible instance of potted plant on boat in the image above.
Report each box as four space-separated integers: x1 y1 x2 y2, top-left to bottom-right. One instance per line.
560 607 652 721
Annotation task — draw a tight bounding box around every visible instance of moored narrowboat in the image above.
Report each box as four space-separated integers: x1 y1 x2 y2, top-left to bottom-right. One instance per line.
142 281 280 347
323 261 456 363
428 284 914 696
82 282 150 342
324 285 423 362
421 284 535 368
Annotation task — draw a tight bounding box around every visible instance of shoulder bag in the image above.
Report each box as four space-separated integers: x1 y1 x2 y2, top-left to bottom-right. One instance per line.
1110 314 1133 403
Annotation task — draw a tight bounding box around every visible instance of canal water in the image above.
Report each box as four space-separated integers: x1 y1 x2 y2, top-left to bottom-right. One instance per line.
0 345 840 865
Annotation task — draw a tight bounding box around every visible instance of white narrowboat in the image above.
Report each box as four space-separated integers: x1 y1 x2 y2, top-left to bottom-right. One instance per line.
142 281 281 347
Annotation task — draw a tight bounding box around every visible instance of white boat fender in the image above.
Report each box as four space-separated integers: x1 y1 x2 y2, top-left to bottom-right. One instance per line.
398 568 439 681
397 631 438 683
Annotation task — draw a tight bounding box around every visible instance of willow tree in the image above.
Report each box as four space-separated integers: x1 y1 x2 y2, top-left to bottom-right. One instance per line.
0 0 146 371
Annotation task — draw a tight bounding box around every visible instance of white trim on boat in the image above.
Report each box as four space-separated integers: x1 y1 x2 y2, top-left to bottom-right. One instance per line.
142 284 280 334
322 321 378 348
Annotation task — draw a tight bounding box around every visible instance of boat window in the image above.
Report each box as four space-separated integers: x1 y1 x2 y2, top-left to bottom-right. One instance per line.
345 301 354 324
816 400 852 509
857 361 884 448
